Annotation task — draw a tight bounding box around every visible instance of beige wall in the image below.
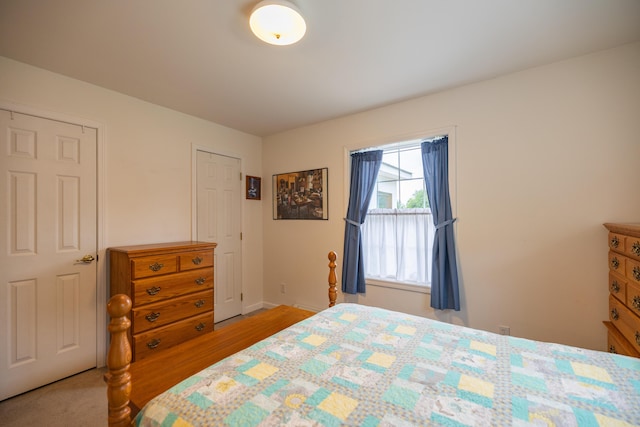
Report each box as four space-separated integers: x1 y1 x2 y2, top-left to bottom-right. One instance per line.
2 41 639 353
0 56 265 311
262 42 640 351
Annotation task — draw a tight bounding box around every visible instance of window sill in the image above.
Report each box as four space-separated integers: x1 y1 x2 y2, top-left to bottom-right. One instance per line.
365 279 431 295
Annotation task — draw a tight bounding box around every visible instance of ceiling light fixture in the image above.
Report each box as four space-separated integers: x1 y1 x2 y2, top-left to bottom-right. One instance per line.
249 0 306 46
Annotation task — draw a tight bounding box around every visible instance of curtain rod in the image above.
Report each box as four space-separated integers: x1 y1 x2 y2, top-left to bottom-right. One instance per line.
351 135 446 155
368 209 432 215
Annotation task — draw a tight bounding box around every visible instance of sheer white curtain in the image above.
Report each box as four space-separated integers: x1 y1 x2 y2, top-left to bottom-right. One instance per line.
362 208 434 285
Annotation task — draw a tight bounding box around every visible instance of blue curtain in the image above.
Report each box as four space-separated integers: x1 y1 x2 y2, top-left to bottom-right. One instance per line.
342 150 383 294
421 137 460 310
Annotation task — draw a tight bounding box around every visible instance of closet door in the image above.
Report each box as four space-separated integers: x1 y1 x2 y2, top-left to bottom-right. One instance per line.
196 150 242 322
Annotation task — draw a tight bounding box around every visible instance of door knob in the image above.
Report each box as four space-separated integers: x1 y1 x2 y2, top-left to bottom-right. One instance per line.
76 254 95 263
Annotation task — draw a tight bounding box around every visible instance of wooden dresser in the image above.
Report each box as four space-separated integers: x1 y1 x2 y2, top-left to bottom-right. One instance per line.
603 223 640 358
108 241 216 361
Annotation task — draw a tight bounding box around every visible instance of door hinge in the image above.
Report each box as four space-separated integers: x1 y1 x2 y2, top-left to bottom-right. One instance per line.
241 293 244 302
240 172 243 180
240 232 243 240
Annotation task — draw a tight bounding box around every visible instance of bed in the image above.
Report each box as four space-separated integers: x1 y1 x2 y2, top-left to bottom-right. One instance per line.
106 251 640 426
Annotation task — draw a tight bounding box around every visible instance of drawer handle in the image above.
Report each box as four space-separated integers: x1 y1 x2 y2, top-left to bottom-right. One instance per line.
145 312 161 322
609 344 617 354
194 299 206 308
633 296 640 311
634 266 640 282
195 277 206 285
192 256 203 265
195 323 206 332
632 241 640 257
611 236 619 249
611 281 620 293
149 262 164 272
611 308 619 321
610 257 619 270
146 286 161 296
147 339 161 349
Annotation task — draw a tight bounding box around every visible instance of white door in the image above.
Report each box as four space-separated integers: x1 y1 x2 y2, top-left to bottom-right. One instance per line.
196 151 242 322
0 110 97 400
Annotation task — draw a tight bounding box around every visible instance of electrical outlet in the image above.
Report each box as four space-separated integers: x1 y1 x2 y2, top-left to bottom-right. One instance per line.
498 325 510 336
280 283 286 294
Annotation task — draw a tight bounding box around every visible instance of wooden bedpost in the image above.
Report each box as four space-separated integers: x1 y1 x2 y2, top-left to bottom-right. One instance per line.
328 251 337 307
105 294 132 427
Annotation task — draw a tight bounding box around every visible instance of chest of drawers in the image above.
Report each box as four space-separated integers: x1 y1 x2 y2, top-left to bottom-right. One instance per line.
603 223 640 358
108 241 216 361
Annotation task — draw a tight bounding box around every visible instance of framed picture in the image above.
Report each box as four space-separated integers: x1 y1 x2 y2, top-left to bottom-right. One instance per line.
273 168 328 220
246 176 261 200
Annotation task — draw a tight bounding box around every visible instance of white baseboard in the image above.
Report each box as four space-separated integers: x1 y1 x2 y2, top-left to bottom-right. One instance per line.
260 301 322 313
244 301 265 314
291 303 322 313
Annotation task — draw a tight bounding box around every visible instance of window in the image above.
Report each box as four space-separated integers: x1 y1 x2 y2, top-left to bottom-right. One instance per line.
360 138 441 289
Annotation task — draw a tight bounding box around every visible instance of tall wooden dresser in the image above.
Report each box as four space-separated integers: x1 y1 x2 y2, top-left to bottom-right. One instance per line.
603 223 640 358
108 241 216 361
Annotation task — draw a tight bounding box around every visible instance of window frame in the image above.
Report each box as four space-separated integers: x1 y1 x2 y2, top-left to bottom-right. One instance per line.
342 126 457 294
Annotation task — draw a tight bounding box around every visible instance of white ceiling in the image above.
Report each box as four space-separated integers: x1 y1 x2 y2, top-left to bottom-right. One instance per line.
1 0 639 137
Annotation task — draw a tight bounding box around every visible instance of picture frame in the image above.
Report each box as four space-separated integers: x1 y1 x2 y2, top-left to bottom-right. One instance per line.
246 175 261 200
273 168 328 220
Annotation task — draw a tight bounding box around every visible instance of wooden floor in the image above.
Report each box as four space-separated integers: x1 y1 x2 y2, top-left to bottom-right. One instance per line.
127 305 315 415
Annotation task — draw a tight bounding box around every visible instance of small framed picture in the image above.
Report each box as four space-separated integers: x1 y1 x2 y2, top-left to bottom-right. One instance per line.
246 176 261 200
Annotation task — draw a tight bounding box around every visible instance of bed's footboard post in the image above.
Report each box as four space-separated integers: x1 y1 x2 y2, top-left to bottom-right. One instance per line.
105 294 133 427
328 251 337 307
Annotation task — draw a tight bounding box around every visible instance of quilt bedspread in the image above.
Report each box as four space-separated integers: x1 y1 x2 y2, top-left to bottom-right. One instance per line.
135 303 640 426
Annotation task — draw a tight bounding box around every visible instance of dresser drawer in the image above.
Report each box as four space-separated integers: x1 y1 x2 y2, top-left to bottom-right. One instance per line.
604 321 640 358
608 251 626 274
608 330 627 356
626 257 640 285
607 330 640 357
609 232 626 253
609 294 640 354
627 280 640 317
132 269 214 305
131 254 178 279
179 250 214 271
132 290 214 333
133 311 214 360
625 235 640 260
609 271 627 303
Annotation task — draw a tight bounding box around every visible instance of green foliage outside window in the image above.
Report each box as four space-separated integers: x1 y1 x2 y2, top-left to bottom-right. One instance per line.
399 189 429 209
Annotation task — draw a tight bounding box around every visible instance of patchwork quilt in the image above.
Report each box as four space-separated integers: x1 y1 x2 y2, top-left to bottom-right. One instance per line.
135 303 640 426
